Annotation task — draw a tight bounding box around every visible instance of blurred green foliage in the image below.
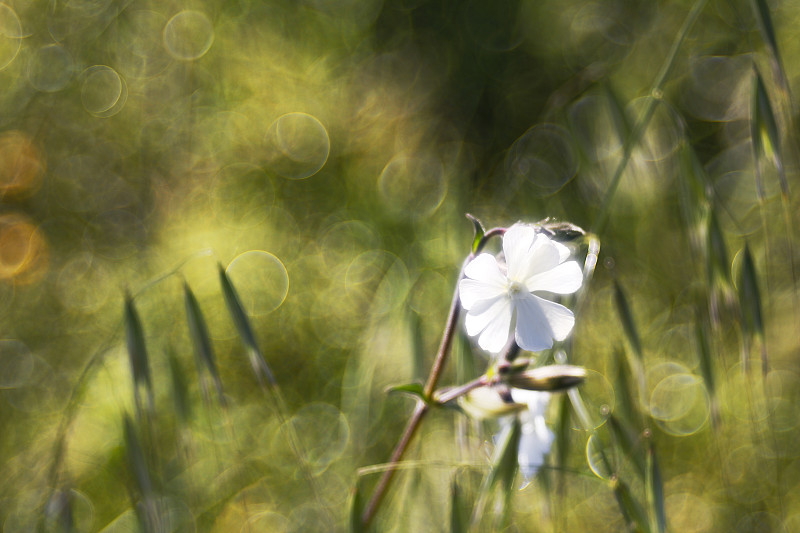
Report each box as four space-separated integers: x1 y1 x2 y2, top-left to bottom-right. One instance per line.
1 0 800 531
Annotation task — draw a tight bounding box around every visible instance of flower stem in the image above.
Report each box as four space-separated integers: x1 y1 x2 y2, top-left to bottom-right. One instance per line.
360 226 505 529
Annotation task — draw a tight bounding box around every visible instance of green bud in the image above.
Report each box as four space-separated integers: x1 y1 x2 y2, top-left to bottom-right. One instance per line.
506 365 586 392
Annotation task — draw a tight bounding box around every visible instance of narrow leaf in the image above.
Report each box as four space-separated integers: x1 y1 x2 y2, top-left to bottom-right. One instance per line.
613 478 651 533
693 310 719 427
123 415 153 498
613 280 643 359
219 264 276 386
646 444 666 533
124 293 152 390
607 415 645 479
386 382 426 401
738 245 765 337
486 417 521 492
706 209 730 285
466 213 485 254
752 67 787 196
349 481 364 533
166 348 192 423
450 477 468 533
751 0 782 69
184 282 225 404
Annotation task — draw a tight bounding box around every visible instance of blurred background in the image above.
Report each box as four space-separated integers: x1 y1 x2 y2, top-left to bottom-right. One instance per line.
1 0 799 531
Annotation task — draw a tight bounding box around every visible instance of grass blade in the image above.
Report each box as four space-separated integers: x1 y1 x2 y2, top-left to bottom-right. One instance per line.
612 477 651 533
646 443 666 533
613 280 643 359
166 347 192 423
450 476 468 533
184 282 226 405
218 263 276 387
607 414 645 479
124 293 153 414
738 244 767 375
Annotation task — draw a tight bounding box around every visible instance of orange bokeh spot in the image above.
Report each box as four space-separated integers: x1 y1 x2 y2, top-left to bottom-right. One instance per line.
0 214 49 284
0 131 45 198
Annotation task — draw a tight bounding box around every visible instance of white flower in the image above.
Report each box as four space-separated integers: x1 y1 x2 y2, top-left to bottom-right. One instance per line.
458 223 583 354
510 389 554 481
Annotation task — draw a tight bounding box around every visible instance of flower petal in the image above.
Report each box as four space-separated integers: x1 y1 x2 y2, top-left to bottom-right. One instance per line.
464 294 509 335
464 253 506 283
459 254 507 310
553 240 571 263
524 260 583 294
459 279 506 311
510 233 563 283
514 294 575 352
503 224 537 281
465 296 513 353
517 409 554 480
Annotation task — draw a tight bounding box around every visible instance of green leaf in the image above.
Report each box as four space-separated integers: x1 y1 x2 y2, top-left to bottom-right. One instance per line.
466 213 485 254
612 477 651 533
349 480 364 533
124 293 151 391
737 245 764 338
450 477 468 533
166 348 191 423
646 444 666 533
751 0 782 67
751 67 787 198
613 280 643 359
607 414 645 479
706 209 730 285
218 263 276 387
693 311 717 419
122 415 154 502
555 394 571 476
486 417 521 493
386 382 426 402
184 282 225 405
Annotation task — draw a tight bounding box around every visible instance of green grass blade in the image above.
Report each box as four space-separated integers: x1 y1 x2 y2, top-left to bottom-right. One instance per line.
607 415 645 479
646 443 666 533
613 478 651 533
350 479 365 533
751 0 782 70
218 263 276 387
450 476 468 533
613 280 643 359
738 244 767 375
184 282 226 405
166 348 192 423
124 293 153 413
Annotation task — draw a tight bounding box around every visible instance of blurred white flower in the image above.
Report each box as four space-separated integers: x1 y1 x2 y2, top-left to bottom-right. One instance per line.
510 388 554 482
459 223 583 354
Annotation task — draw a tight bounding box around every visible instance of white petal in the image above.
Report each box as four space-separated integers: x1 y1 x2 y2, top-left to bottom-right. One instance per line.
459 254 507 310
514 294 575 352
535 296 576 341
524 261 583 294
513 234 562 283
503 224 537 281
464 294 510 336
464 253 506 283
553 240 571 263
459 278 506 310
510 389 550 412
517 409 554 480
470 297 513 353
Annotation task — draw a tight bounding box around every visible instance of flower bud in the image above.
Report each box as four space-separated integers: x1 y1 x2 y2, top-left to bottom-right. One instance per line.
458 386 527 420
506 364 586 392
